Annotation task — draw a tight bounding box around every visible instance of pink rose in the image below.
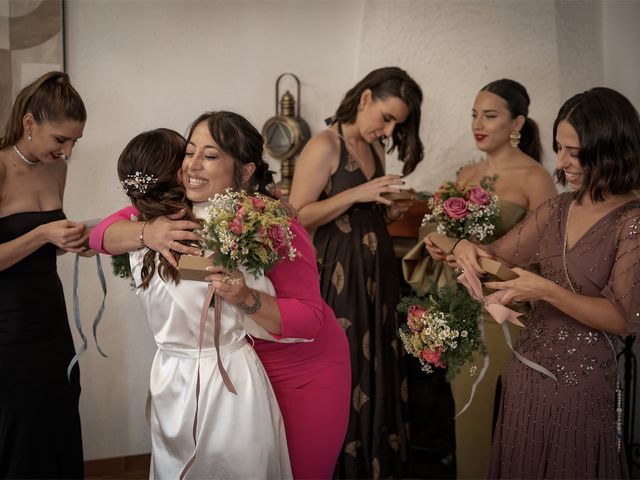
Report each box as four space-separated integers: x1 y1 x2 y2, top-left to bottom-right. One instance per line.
268 224 286 249
467 186 490 206
421 348 445 368
251 196 266 211
443 197 468 219
408 305 426 320
229 218 244 235
407 305 427 332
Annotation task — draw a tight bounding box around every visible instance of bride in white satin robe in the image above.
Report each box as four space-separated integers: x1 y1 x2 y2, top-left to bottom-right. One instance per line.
129 240 293 479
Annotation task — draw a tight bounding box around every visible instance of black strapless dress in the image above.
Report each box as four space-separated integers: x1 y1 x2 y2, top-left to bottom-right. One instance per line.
0 210 83 478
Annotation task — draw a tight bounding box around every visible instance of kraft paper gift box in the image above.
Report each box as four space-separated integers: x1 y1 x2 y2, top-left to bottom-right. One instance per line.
178 255 214 282
430 233 517 281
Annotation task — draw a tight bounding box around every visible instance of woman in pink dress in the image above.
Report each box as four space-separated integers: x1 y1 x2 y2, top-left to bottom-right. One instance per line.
90 111 351 479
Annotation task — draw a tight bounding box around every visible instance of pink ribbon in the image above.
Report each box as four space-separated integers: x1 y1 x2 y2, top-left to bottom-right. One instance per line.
453 268 557 419
457 269 524 328
181 284 238 479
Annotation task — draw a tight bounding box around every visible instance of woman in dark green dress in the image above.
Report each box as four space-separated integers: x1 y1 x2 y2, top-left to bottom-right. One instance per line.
290 67 424 479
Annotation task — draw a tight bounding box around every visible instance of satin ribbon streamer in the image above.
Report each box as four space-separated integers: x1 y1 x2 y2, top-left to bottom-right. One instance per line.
68 253 108 381
181 284 238 479
454 269 557 418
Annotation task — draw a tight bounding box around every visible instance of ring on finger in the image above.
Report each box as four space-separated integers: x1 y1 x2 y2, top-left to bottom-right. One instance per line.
223 274 241 285
169 240 176 250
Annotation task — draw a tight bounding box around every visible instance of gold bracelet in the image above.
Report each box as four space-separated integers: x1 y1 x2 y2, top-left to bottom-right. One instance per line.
139 221 147 248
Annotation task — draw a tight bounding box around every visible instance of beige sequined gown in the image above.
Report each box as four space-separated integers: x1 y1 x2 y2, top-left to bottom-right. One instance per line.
486 193 640 479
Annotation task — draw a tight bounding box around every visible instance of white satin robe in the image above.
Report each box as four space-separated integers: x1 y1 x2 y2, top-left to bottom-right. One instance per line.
129 249 292 480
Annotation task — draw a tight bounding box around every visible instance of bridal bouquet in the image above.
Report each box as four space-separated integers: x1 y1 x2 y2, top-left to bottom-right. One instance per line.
199 189 299 277
423 176 499 243
398 284 484 381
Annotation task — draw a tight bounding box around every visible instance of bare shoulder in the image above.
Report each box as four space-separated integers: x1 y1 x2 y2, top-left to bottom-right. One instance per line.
520 157 554 184
297 129 340 170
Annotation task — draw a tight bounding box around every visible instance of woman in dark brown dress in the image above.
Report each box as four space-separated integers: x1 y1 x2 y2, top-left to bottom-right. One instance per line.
453 87 640 478
289 67 424 479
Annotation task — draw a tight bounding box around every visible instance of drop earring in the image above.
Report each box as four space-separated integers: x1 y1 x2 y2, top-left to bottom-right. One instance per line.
28 131 32 141
509 131 521 148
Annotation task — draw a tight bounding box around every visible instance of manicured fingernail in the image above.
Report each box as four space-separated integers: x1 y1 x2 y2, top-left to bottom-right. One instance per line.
206 266 213 271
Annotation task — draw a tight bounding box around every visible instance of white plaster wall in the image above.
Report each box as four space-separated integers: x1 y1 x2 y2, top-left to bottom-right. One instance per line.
60 0 366 460
55 0 638 461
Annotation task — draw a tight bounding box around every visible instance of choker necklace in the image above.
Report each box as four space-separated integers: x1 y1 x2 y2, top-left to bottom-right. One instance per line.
12 145 39 166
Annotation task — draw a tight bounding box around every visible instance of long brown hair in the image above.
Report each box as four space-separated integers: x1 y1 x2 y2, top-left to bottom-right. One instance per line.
0 71 86 149
117 128 197 289
330 67 424 175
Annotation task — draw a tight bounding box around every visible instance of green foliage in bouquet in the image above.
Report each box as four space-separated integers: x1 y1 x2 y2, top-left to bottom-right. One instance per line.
111 253 135 288
398 282 484 382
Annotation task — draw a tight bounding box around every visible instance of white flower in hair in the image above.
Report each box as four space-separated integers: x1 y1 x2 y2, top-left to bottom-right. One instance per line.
120 171 158 194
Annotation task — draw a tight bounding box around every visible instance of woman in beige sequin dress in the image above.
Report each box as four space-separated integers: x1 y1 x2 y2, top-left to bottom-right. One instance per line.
289 67 424 479
453 87 640 478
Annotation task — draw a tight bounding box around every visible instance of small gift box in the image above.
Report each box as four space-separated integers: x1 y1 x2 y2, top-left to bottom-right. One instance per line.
478 257 518 281
178 255 213 282
430 233 517 281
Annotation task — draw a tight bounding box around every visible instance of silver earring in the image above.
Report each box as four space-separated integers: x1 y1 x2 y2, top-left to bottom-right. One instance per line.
28 131 32 141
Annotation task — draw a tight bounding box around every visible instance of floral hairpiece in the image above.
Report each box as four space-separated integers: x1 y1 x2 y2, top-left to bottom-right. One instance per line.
120 171 158 194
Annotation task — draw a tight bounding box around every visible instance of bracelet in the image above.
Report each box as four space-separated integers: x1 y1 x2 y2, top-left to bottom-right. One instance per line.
236 289 261 315
139 221 147 248
448 238 463 254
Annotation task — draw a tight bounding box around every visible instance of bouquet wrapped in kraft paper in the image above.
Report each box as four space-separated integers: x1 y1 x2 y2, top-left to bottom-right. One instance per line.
178 188 299 281
402 177 501 293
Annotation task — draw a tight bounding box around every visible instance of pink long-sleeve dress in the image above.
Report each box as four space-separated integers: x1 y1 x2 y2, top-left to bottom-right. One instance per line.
90 208 351 479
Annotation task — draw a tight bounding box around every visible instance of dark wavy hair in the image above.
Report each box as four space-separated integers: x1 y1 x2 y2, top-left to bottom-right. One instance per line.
481 79 542 162
329 67 424 175
117 128 197 289
0 71 86 149
186 111 276 197
553 87 640 203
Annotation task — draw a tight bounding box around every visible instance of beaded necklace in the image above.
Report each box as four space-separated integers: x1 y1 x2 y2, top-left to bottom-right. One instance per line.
12 144 39 166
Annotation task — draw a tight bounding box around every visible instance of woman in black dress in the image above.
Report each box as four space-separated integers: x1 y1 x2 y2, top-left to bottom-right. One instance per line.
0 71 87 478
289 67 424 479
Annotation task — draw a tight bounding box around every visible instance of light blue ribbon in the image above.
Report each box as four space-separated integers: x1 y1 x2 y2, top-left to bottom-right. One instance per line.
67 253 108 381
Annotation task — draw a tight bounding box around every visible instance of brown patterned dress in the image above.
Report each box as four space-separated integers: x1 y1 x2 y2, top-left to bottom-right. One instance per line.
486 193 640 479
314 124 408 479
